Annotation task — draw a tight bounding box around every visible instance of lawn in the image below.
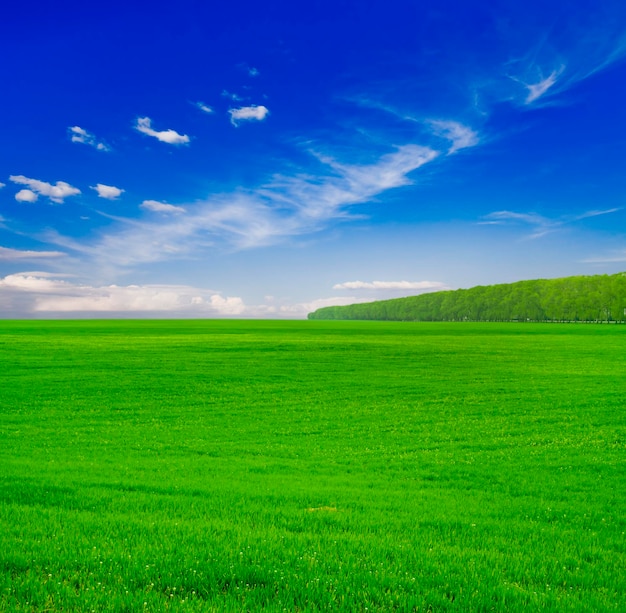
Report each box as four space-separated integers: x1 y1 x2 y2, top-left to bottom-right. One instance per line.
0 320 624 611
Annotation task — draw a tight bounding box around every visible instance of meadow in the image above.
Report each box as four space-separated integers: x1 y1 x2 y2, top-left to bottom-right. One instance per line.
0 320 624 612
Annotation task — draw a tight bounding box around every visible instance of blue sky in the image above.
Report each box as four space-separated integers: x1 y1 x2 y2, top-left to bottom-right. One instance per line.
1 0 626 317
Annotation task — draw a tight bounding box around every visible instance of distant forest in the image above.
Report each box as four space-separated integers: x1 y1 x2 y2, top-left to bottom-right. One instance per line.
308 273 626 322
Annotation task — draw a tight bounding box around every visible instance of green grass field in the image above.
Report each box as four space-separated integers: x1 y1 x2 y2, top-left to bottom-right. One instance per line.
0 320 624 612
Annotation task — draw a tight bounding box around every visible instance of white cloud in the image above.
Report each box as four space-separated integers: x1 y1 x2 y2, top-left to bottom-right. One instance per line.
333 280 447 291
140 200 186 214
237 63 260 78
0 273 358 318
483 210 548 224
573 208 621 221
0 182 5 188
47 144 438 269
481 207 620 239
68 126 111 152
222 90 244 101
0 273 245 315
10 175 81 204
229 105 269 126
348 100 481 157
0 273 74 292
135 117 190 145
481 210 557 238
0 247 66 260
91 184 124 200
272 296 367 317
428 120 479 153
195 102 214 114
524 67 564 104
15 189 38 203
505 63 567 107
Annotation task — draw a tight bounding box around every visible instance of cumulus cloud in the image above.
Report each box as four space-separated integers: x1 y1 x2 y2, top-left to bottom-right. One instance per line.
0 273 367 318
0 271 450 319
15 189 38 203
0 273 245 315
91 184 124 200
333 280 447 291
10 175 80 204
0 247 66 260
135 117 190 145
140 200 186 214
0 182 5 189
68 126 111 151
229 105 269 126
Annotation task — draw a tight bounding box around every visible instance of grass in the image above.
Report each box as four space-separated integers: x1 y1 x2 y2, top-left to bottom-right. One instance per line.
0 320 624 611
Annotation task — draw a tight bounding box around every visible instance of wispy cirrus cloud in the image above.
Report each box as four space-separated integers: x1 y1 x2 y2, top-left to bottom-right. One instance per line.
47 143 438 270
229 105 269 126
140 200 186 214
91 184 124 200
195 102 214 114
480 208 620 239
0 247 66 260
9 175 81 204
523 67 564 104
135 117 190 145
502 9 626 108
505 63 567 106
68 126 111 152
427 120 479 153
350 98 482 156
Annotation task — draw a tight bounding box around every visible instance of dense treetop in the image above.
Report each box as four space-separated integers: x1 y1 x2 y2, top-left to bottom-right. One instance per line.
308 273 626 322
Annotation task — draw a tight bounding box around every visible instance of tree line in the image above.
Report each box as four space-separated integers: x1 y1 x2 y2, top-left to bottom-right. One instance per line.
308 273 626 322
